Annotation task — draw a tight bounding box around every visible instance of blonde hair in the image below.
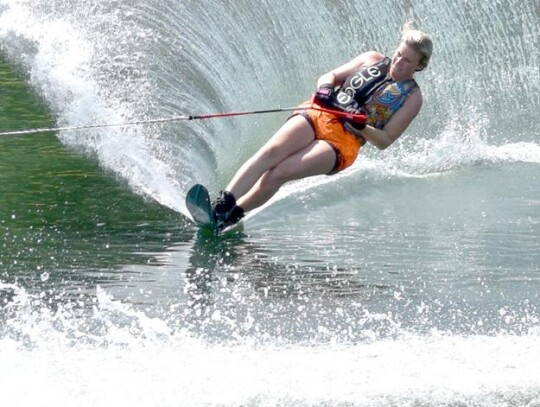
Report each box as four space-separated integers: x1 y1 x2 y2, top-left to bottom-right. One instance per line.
401 20 433 70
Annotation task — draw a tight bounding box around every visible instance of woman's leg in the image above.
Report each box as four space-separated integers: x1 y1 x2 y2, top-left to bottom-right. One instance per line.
225 115 316 199
237 139 336 211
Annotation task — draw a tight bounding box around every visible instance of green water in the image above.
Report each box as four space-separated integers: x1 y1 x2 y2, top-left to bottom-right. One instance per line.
0 58 184 296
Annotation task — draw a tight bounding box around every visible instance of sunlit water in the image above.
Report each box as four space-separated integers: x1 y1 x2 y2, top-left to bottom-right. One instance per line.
0 0 539 405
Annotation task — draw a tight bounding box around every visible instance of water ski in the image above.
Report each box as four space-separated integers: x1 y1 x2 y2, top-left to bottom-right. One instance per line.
185 184 217 232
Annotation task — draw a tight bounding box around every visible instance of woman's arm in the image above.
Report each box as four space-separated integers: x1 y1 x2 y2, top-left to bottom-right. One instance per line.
361 89 423 150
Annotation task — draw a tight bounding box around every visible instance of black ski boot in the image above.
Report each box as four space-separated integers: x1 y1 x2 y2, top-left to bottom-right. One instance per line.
212 191 244 231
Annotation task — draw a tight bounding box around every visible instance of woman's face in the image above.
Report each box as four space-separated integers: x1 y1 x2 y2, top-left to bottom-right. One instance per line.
390 42 423 81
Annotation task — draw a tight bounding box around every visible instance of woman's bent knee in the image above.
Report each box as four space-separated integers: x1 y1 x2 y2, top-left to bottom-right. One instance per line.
263 163 295 188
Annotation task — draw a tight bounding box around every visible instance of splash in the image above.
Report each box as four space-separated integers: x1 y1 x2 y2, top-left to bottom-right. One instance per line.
1 0 539 212
2 281 540 406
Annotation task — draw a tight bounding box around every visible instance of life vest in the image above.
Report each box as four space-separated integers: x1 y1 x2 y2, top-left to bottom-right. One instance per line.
333 56 418 129
333 57 392 113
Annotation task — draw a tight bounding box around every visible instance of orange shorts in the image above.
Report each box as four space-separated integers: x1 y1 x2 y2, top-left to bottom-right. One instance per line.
293 101 363 174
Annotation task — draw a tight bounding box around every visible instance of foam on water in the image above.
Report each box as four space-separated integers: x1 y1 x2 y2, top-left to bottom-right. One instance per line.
2 282 539 406
4 337 540 406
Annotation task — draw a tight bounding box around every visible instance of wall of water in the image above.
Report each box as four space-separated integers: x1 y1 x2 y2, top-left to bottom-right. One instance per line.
0 0 538 210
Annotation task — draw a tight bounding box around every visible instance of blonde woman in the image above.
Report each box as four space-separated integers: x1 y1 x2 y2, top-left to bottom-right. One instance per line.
213 22 433 230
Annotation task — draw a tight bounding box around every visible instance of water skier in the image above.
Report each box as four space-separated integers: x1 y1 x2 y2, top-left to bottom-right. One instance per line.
212 21 433 230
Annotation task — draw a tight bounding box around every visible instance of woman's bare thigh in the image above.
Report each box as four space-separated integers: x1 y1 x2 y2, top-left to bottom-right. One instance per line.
255 115 316 165
270 139 336 182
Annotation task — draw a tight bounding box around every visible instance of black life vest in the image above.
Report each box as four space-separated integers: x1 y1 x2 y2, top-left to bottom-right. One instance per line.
333 57 392 113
